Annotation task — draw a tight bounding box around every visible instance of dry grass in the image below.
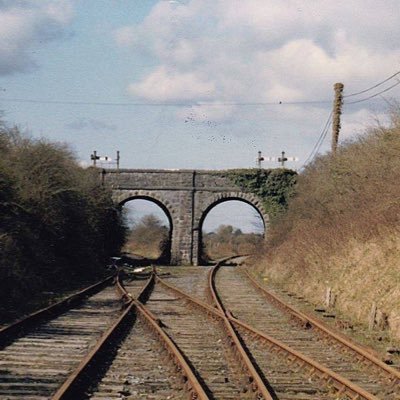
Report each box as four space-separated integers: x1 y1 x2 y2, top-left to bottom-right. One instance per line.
260 110 400 340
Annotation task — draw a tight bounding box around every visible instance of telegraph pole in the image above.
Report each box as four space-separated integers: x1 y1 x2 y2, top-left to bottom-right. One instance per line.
331 82 344 154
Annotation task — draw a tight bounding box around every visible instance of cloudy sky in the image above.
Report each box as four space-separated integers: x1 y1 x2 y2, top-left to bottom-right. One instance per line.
0 0 399 231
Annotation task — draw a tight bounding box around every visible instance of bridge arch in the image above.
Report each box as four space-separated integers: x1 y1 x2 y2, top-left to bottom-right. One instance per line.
116 191 175 263
194 192 269 264
117 193 174 226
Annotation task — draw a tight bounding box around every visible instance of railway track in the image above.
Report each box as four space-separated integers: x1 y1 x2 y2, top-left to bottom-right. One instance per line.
0 268 211 400
85 270 208 400
155 260 400 399
156 266 380 399
140 278 247 399
0 273 147 399
213 262 399 399
88 267 258 399
1 262 398 399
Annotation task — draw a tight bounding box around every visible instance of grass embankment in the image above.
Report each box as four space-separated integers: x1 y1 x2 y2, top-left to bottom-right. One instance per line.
0 122 126 323
259 112 400 341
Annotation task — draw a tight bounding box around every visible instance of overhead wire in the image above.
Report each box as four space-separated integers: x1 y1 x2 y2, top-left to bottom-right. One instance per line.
300 111 332 170
300 70 400 170
2 71 399 107
3 71 400 108
0 97 332 107
344 80 400 105
2 70 399 173
343 70 400 98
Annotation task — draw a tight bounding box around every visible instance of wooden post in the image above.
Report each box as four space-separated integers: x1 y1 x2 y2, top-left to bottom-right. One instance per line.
332 83 344 154
325 287 332 308
368 302 377 331
325 287 336 308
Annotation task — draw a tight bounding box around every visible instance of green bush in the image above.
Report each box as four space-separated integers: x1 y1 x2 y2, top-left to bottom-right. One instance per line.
0 122 126 320
228 168 297 219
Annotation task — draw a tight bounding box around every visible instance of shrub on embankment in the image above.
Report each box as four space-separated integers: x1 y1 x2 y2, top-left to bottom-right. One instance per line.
0 122 125 321
260 111 400 340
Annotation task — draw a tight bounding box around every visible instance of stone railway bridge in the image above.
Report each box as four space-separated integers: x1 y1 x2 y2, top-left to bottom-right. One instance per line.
104 169 268 266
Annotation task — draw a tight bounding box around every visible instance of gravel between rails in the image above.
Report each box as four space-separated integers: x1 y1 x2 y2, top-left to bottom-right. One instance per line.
145 281 247 400
87 316 186 400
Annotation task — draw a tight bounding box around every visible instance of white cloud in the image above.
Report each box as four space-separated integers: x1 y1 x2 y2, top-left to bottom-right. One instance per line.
340 108 389 142
0 0 74 75
44 0 73 24
114 0 400 149
128 66 215 102
116 0 400 104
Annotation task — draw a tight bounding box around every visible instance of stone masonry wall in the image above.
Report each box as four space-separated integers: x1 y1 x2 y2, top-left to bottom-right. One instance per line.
105 170 268 265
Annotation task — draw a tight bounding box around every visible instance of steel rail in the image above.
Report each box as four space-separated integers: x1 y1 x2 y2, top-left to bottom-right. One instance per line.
53 269 209 400
133 299 210 400
123 270 210 400
156 269 380 400
0 275 115 349
154 274 224 318
155 267 274 399
51 270 149 400
209 263 275 399
244 269 400 386
229 313 379 400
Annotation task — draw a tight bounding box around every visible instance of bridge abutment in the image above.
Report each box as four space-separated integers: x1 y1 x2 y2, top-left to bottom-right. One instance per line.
170 190 193 265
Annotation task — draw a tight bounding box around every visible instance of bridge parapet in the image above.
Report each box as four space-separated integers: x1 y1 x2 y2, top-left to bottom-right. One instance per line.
104 169 249 191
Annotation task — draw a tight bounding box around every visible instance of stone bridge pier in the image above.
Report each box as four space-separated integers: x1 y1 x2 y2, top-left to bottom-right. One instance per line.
104 169 268 266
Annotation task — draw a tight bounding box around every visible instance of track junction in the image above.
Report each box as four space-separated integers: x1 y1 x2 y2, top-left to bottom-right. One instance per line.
0 259 399 399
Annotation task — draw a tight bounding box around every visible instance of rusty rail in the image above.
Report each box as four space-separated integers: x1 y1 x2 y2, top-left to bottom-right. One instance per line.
208 262 275 399
53 269 209 400
51 270 146 400
156 267 380 400
133 300 210 400
0 275 114 349
244 269 400 387
153 266 273 398
124 270 210 400
229 314 378 400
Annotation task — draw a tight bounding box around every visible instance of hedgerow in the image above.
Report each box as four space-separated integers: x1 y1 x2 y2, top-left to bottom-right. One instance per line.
0 121 126 320
265 108 400 270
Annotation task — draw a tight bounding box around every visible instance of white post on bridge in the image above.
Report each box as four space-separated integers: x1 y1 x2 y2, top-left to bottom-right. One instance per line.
257 151 298 168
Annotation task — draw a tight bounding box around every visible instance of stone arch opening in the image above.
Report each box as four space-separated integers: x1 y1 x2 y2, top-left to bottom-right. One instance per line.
198 196 267 264
119 196 173 264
